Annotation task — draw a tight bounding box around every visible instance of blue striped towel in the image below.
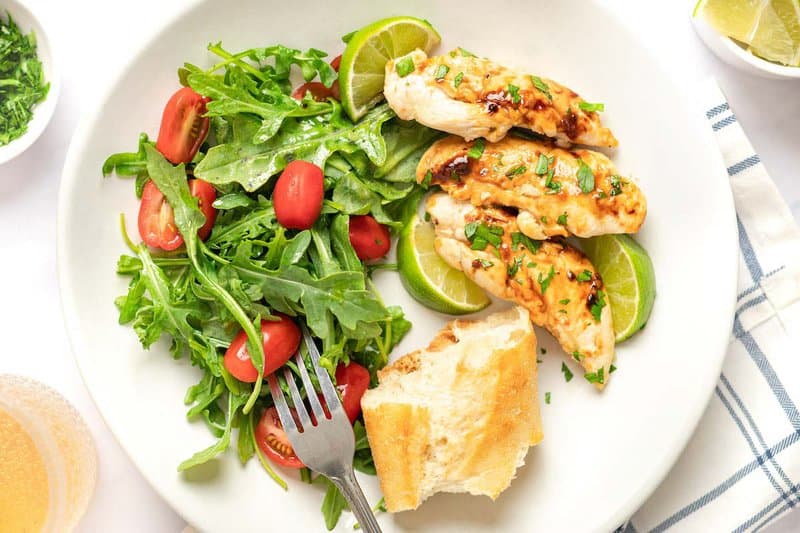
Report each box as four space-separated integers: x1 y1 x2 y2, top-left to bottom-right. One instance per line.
624 80 800 532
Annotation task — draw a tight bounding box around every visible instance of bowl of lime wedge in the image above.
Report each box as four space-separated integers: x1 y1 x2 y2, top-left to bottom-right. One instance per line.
693 0 800 80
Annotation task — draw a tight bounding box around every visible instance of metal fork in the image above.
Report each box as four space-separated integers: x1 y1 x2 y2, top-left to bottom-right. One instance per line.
267 324 382 533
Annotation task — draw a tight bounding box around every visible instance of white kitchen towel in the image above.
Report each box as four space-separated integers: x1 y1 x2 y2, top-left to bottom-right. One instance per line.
625 80 800 532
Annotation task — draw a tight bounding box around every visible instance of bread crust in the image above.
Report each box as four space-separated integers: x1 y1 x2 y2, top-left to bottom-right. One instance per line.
362 307 543 512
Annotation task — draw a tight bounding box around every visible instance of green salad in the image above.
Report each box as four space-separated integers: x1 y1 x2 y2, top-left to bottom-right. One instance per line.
104 30 438 529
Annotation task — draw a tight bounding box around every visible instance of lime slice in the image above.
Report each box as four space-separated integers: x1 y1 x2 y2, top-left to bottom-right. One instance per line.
397 213 490 315
695 0 800 66
579 234 656 343
339 16 441 121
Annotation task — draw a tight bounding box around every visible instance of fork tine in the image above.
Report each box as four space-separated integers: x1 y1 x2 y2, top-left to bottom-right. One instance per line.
283 367 311 431
301 324 341 413
294 350 326 421
266 374 297 433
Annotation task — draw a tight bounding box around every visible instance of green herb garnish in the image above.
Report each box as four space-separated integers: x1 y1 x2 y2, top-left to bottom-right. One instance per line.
511 231 542 253
534 153 552 175
561 362 574 382
435 64 450 80
507 257 523 277
557 212 568 226
577 161 595 194
530 75 552 101
545 392 551 404
508 83 521 104
579 101 605 112
0 14 50 146
467 138 485 159
590 290 607 322
454 71 464 87
576 269 593 282
464 221 503 250
538 265 556 294
505 165 526 178
395 56 415 77
584 368 605 385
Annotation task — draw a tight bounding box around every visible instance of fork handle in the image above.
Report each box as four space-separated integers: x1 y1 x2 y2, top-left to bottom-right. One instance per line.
331 466 383 533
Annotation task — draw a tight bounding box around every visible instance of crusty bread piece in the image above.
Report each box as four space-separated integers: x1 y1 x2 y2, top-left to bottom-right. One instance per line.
361 306 543 512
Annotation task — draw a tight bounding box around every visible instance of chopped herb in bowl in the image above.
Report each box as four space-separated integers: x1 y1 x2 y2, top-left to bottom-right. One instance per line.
0 12 49 146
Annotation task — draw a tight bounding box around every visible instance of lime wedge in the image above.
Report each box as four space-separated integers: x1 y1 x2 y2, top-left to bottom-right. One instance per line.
339 16 441 121
750 0 800 66
695 0 800 66
579 234 656 343
695 0 764 43
397 213 490 315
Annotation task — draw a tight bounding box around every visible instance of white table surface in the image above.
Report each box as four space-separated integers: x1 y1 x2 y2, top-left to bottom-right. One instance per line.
1 1 797 531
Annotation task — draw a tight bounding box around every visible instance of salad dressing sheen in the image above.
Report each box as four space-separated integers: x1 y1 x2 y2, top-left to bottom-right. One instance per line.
0 407 50 532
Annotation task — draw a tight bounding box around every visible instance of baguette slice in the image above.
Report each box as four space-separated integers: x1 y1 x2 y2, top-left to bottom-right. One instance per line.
361 306 543 512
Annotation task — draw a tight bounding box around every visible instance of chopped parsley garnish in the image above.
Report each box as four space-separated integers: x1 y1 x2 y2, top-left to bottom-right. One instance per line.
538 265 555 294
596 191 607 199
572 351 583 361
561 362 574 382
534 153 553 175
0 15 50 146
453 47 476 57
530 75 552 101
464 221 503 250
579 101 605 112
590 290 606 322
577 161 595 194
558 309 568 314
424 211 431 222
584 368 605 385
476 258 494 269
540 216 547 223
508 83 521 104
545 169 561 194
395 57 415 77
421 169 433 188
467 138 485 159
511 232 542 253
527 261 536 268
576 269 593 282
556 212 568 225
540 348 547 355
610 364 617 373
507 257 523 277
434 64 450 80
545 392 551 404
454 71 464 88
559 298 571 305
610 175 624 196
505 165 526 178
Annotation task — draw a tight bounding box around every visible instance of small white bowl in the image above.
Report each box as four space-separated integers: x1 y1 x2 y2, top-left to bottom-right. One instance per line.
0 0 59 165
693 16 800 80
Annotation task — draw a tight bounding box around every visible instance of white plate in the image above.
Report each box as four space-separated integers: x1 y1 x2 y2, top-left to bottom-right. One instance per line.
58 0 738 531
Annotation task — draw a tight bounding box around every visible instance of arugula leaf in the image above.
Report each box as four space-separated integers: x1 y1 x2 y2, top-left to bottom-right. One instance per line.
178 392 246 471
195 103 394 191
320 478 349 530
102 133 154 198
372 119 440 179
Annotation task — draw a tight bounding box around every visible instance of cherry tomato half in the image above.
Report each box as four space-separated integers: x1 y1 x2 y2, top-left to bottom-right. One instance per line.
137 179 217 251
329 55 342 100
138 180 183 251
155 87 210 164
255 407 304 468
335 362 370 423
291 82 335 102
190 179 218 241
330 54 342 72
348 215 391 260
223 315 302 383
273 160 324 230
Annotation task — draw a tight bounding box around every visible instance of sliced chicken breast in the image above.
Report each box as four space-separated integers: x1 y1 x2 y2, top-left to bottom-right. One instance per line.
384 49 617 148
417 135 646 239
427 192 615 388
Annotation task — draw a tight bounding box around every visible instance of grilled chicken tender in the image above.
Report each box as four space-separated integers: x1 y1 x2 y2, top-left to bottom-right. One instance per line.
384 49 618 148
427 193 614 388
418 135 646 239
